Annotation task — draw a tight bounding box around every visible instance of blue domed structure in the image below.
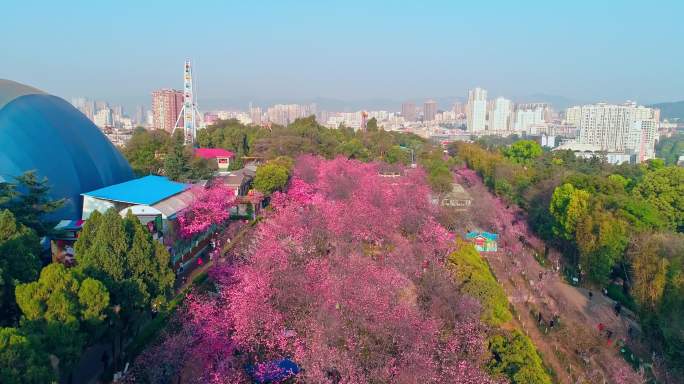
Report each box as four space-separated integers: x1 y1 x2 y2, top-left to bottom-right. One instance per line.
0 79 134 220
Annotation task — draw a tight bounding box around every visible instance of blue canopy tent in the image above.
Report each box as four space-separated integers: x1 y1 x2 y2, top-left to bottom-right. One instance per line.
246 358 300 383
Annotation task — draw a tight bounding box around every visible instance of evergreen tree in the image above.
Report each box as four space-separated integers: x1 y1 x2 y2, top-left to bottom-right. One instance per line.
15 263 109 376
0 210 41 325
163 132 190 181
75 209 174 316
0 327 56 384
0 171 64 236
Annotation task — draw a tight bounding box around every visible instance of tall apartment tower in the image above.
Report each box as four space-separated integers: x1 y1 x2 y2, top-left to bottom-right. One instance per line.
452 102 465 116
423 99 438 121
402 102 416 122
573 102 656 152
490 97 512 131
151 89 183 133
467 87 487 132
249 106 262 125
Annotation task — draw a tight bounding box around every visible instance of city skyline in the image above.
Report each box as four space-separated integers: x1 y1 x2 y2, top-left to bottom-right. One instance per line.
3 1 684 111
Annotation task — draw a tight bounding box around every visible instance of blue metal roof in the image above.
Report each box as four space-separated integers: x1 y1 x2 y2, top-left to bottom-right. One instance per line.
466 231 498 240
82 175 188 205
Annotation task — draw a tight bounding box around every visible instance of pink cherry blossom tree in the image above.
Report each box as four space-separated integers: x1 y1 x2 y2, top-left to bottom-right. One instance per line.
129 156 505 383
177 183 236 238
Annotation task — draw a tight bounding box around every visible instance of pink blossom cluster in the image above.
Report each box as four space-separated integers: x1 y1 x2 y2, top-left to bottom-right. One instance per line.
455 167 544 254
177 183 237 238
134 156 503 383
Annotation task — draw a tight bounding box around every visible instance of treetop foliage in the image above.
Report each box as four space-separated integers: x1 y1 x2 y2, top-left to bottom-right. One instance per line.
452 138 684 372
127 156 523 383
0 171 64 236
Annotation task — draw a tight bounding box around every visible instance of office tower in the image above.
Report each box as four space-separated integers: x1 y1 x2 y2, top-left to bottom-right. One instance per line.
490 97 512 131
573 102 656 152
466 87 487 132
151 89 183 132
402 102 416 122
423 99 438 121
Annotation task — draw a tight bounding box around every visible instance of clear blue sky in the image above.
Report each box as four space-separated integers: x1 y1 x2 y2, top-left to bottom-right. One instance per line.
2 0 683 109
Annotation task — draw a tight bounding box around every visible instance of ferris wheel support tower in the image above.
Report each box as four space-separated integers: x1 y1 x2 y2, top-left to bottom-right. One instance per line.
173 59 203 145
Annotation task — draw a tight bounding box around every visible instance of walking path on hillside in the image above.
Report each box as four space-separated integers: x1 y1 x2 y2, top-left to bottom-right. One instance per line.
454 168 640 384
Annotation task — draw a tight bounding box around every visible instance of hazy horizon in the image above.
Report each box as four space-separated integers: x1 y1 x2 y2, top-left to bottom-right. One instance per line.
3 1 683 111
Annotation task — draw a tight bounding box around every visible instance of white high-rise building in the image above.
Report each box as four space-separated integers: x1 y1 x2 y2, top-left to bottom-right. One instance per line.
467 87 487 132
490 97 512 131
573 102 657 153
626 119 658 162
93 108 113 128
249 106 262 125
565 106 582 127
513 107 545 133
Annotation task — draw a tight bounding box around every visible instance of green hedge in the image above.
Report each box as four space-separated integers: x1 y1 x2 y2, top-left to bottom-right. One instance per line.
447 239 513 325
487 330 553 384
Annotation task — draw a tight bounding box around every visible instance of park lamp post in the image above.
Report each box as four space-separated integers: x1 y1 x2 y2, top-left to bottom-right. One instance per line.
399 145 416 168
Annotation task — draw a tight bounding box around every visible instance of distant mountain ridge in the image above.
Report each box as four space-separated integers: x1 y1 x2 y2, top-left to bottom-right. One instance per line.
648 101 684 121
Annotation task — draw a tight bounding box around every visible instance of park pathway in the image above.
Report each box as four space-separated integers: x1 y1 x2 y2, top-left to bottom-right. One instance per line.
454 168 640 384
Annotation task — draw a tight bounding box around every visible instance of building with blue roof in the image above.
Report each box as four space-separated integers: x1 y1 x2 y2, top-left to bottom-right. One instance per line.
80 175 196 263
81 175 191 220
82 175 188 206
0 79 134 220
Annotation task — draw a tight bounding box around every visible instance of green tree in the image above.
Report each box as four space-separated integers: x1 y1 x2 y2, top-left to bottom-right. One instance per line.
655 133 684 165
337 138 370 161
163 131 191 181
0 171 64 236
253 162 290 195
575 210 628 285
123 128 171 176
628 234 669 310
75 210 174 315
421 152 453 194
549 183 591 240
487 330 552 384
366 117 379 132
0 327 56 384
15 263 109 374
384 145 411 165
123 212 175 307
633 166 684 231
0 210 41 324
271 156 294 171
503 140 543 164
78 278 110 326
